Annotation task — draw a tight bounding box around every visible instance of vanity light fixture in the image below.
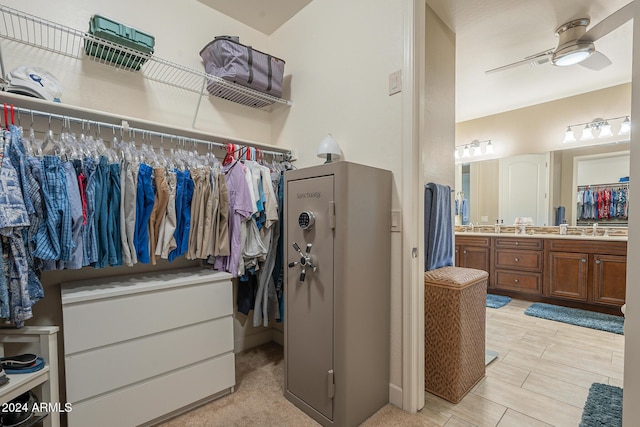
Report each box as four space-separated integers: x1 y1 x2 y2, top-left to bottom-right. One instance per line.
563 116 631 142
454 139 494 161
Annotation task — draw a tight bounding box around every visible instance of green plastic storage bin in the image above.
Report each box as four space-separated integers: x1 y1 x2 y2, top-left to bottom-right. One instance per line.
84 14 155 71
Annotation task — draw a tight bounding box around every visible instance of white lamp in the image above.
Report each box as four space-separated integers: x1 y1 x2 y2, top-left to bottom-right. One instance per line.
485 140 494 154
317 133 342 163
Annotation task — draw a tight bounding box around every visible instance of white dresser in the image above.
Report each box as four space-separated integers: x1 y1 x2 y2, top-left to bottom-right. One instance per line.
61 268 235 427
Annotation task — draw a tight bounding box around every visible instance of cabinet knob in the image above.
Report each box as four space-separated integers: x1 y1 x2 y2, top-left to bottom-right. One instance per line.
514 279 519 283
515 242 519 246
514 257 519 262
463 250 467 254
595 259 601 264
581 259 587 263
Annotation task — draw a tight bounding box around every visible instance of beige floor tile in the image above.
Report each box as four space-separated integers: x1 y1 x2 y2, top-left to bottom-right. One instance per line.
444 393 506 427
473 377 583 427
521 372 589 408
485 360 530 387
486 336 546 358
541 346 624 379
501 351 608 389
445 416 479 427
609 377 624 388
496 409 552 427
542 343 614 365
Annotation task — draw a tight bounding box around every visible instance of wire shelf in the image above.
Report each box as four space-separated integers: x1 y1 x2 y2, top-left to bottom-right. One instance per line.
0 5 291 110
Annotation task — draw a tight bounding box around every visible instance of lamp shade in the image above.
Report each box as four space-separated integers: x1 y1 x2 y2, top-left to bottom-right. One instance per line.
619 117 631 135
599 121 613 138
317 133 342 163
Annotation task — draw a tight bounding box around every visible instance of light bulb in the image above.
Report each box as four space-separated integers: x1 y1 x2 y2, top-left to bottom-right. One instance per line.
462 145 470 158
599 121 613 138
619 117 631 136
485 141 494 154
581 124 594 141
563 126 576 143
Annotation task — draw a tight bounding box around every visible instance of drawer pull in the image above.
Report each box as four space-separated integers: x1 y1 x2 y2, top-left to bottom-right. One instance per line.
514 257 519 262
515 242 519 246
514 279 519 283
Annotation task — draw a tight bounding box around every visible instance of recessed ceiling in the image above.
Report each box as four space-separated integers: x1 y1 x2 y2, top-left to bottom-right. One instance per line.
197 0 312 35
426 0 633 122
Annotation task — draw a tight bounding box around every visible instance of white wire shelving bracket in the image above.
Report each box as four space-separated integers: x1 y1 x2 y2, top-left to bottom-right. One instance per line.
0 5 291 118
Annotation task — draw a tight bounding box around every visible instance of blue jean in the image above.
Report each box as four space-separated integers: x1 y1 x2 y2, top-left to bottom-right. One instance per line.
33 155 73 262
108 163 122 266
134 163 155 264
93 156 110 268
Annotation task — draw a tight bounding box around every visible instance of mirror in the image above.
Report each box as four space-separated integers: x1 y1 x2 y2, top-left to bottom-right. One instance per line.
455 142 630 227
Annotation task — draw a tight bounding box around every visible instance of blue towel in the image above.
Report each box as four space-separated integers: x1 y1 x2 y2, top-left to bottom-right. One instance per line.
461 198 469 224
424 183 454 271
555 206 566 226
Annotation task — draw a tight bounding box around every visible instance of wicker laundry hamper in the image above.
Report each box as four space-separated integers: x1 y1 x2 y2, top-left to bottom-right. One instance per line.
424 266 488 403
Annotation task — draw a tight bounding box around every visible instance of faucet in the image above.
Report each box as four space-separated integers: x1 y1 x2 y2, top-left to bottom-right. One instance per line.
592 223 598 236
470 223 475 233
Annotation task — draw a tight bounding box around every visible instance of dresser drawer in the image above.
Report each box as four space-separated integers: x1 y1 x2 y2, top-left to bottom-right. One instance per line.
494 270 542 294
495 249 543 271
494 238 543 250
455 235 491 247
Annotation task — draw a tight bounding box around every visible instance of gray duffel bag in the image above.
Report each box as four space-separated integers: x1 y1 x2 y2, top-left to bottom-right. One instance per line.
200 36 285 98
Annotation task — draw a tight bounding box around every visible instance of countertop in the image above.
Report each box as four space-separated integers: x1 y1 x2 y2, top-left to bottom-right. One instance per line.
455 232 628 242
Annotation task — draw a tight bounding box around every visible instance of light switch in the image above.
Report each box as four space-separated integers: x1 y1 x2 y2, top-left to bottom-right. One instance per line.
391 209 402 232
389 70 402 96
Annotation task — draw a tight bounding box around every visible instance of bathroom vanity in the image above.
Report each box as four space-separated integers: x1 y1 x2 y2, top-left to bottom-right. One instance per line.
455 231 627 314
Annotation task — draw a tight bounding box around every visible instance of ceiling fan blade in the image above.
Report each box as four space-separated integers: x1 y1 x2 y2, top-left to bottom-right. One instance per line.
485 50 553 74
579 1 635 43
579 51 613 71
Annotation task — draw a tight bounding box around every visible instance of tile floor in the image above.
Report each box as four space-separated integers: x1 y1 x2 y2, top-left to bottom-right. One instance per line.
422 298 625 427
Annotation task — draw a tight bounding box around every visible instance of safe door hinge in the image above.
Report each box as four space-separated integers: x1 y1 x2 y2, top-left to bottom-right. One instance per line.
328 369 335 399
329 201 336 229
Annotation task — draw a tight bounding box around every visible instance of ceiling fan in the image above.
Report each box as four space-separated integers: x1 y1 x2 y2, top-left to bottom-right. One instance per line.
486 1 634 74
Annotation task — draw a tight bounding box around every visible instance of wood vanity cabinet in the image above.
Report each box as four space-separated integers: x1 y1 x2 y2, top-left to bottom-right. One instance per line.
546 240 627 308
492 237 544 295
454 236 491 275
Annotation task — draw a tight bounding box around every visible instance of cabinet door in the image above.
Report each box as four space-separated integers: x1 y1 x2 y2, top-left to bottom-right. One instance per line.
547 252 588 301
460 246 491 273
455 245 460 266
593 254 627 307
286 175 335 420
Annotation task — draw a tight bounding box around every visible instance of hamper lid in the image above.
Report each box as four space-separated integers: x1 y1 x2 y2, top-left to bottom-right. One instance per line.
424 266 488 289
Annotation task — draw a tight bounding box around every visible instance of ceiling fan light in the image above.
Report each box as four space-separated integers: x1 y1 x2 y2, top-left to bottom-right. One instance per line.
581 124 594 140
599 121 613 138
563 126 576 143
619 117 631 135
552 42 594 66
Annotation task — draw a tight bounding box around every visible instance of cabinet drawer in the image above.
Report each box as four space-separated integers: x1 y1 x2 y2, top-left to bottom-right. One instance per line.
495 250 542 271
494 270 542 294
455 236 491 247
548 239 627 255
494 237 543 250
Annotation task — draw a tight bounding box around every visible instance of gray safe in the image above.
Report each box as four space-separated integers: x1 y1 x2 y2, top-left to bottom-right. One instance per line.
284 161 392 426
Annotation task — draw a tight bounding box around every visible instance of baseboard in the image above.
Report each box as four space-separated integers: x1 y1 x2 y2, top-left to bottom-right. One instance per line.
389 383 403 407
272 327 284 346
234 329 273 353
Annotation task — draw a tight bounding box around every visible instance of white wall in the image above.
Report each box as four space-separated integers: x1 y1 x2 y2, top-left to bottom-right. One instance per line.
269 0 406 405
576 154 630 185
